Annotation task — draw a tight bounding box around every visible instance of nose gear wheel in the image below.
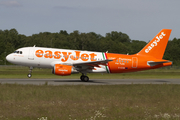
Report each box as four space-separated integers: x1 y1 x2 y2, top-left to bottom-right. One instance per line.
27 66 33 78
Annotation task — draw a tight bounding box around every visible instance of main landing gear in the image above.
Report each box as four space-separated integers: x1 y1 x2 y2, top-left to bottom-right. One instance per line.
80 74 89 82
27 66 33 78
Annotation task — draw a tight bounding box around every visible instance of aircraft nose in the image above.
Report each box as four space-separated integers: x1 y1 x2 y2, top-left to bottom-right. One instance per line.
6 54 13 62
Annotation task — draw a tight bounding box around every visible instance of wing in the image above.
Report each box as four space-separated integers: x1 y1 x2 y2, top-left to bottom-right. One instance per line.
72 59 113 71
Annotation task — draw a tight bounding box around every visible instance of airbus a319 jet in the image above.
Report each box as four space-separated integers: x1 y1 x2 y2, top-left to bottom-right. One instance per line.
6 29 172 82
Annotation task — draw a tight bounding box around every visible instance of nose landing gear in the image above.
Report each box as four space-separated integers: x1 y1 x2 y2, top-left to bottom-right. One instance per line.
27 66 33 78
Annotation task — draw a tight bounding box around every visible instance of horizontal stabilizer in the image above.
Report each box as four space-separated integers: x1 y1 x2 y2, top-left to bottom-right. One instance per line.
147 61 172 66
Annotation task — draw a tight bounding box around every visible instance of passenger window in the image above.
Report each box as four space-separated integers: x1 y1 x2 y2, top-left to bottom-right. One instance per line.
20 51 22 54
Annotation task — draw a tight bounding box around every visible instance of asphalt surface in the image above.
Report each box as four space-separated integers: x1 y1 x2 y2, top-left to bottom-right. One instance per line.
0 79 180 85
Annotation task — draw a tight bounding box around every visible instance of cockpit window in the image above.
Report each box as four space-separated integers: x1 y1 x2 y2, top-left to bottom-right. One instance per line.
14 51 23 54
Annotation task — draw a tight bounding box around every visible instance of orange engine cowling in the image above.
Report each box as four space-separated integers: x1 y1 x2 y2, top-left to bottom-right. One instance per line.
52 64 72 76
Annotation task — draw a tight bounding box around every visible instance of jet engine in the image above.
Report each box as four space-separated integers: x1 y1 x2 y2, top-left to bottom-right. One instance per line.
52 64 77 76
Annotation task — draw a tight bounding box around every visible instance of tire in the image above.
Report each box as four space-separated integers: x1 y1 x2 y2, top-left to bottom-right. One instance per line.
27 74 32 78
80 75 85 81
83 76 89 82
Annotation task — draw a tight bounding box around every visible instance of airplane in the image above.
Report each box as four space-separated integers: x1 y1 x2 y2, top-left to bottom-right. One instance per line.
6 29 172 82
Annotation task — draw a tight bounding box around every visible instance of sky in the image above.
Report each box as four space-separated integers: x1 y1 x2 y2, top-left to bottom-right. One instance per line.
0 0 180 42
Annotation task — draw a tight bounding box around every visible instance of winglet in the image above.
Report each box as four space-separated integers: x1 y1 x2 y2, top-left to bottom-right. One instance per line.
137 29 172 59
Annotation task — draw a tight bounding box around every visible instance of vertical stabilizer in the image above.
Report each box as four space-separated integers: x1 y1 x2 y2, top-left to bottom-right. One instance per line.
137 29 172 59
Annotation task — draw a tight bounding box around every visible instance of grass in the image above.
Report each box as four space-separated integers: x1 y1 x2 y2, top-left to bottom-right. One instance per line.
0 84 180 119
0 65 180 79
0 66 180 119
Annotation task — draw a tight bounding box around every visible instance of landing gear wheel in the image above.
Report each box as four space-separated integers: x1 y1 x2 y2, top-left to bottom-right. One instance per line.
80 75 85 81
83 76 89 82
27 73 32 78
80 73 89 82
27 66 33 78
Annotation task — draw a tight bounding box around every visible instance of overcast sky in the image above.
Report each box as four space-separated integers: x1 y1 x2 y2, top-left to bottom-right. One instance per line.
0 0 179 42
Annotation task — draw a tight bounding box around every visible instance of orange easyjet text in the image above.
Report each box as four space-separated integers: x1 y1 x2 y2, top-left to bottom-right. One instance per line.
35 50 97 62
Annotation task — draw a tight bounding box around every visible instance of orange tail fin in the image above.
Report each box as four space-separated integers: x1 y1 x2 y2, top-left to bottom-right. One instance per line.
137 29 172 59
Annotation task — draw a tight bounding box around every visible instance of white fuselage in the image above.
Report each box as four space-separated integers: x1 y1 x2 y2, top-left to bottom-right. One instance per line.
6 47 108 73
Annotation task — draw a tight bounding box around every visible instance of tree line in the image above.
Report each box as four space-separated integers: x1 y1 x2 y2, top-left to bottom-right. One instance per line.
0 28 179 65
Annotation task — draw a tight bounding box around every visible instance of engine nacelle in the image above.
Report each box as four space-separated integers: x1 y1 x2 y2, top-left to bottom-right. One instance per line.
52 64 73 76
